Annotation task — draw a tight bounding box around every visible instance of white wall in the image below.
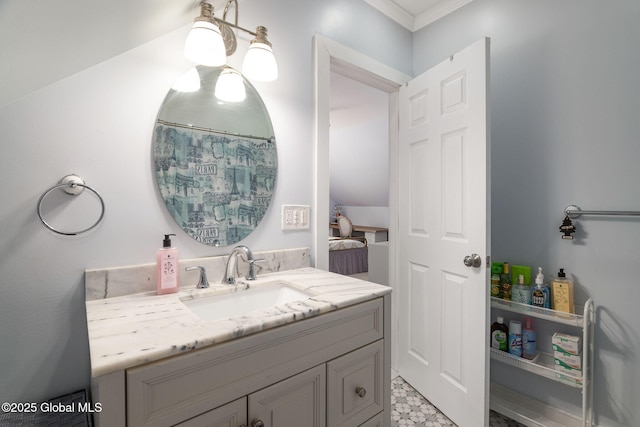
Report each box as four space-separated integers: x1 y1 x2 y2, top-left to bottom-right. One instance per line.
414 1 640 425
0 0 412 403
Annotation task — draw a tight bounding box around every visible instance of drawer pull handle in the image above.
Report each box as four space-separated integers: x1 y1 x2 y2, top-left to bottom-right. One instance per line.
251 419 265 427
355 386 367 398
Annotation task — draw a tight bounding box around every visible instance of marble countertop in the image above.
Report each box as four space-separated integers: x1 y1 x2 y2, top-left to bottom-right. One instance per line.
85 267 391 377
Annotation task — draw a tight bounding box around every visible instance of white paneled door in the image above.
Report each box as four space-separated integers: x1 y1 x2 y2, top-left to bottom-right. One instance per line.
397 38 490 427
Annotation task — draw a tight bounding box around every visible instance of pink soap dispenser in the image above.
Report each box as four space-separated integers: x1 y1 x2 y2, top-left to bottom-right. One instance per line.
156 234 179 295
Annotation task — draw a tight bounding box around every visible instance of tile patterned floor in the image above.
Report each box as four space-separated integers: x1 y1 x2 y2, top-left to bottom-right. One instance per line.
392 376 525 427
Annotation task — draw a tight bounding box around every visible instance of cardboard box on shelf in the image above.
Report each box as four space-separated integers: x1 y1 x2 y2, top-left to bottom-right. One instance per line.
554 351 582 371
552 332 581 356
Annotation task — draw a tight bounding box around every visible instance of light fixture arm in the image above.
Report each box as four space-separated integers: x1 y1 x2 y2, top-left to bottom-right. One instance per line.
215 17 258 38
209 0 264 57
222 0 239 28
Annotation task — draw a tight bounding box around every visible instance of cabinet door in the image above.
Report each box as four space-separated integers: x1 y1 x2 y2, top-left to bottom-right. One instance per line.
327 340 384 426
358 412 384 427
176 397 246 427
248 365 326 427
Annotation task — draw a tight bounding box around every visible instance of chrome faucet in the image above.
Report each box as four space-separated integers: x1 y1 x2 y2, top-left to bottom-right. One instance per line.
185 266 209 288
222 245 255 284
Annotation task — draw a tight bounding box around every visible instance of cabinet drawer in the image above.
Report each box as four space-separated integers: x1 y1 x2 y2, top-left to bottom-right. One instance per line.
327 340 384 427
127 298 383 426
175 397 246 427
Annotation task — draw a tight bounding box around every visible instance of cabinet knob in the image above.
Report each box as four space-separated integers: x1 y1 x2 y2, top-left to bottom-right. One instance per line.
250 419 265 427
355 386 367 398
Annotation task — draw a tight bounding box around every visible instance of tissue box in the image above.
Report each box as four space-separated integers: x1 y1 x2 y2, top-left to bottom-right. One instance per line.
554 351 582 371
554 365 583 386
552 333 582 355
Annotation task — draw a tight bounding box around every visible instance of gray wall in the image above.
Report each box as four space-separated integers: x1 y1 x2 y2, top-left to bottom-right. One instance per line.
0 0 411 404
414 1 640 425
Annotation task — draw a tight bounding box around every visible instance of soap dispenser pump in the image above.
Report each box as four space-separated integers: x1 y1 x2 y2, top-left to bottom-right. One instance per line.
531 267 550 308
156 233 179 295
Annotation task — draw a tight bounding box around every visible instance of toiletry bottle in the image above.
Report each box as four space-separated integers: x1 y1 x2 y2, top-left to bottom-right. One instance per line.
552 268 575 313
508 320 522 357
490 263 503 298
531 267 550 309
490 317 509 352
501 262 512 301
512 274 532 305
522 317 536 360
157 234 179 295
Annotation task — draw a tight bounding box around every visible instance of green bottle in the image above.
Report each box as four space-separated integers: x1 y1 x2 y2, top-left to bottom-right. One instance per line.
490 317 509 352
490 262 503 298
501 262 512 300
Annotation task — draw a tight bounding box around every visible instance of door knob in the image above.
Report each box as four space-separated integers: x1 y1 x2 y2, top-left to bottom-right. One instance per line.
250 419 265 427
463 253 482 268
355 386 367 397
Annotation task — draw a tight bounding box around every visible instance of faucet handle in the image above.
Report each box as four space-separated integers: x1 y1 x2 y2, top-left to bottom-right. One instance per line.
185 266 209 288
246 258 266 281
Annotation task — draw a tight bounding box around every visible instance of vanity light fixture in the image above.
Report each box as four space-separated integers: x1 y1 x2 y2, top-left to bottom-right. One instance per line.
184 3 227 66
185 1 278 82
242 26 278 82
215 67 246 102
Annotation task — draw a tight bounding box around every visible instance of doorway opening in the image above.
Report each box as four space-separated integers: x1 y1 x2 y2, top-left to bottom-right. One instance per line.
328 71 389 281
312 34 410 373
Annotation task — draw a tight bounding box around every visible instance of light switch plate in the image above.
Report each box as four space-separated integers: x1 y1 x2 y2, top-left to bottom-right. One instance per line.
282 205 310 230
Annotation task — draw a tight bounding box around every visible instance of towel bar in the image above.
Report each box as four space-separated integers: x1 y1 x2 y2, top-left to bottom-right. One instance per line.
564 205 640 219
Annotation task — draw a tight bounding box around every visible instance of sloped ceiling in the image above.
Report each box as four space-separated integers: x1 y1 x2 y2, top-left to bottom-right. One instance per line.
0 0 198 108
330 72 389 208
0 0 470 107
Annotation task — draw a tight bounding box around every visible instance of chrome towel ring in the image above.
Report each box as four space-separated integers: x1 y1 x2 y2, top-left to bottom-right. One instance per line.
37 174 105 236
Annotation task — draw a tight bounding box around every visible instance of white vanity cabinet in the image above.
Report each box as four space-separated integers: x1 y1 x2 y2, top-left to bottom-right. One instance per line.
92 296 390 427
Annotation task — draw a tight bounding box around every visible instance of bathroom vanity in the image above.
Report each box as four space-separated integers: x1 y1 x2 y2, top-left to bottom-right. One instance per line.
85 258 391 427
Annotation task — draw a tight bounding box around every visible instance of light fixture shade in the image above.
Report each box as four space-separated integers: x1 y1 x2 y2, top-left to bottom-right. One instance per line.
171 68 201 92
242 42 278 82
184 21 226 66
215 68 246 102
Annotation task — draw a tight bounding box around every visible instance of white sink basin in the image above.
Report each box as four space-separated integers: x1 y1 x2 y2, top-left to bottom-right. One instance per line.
181 282 312 322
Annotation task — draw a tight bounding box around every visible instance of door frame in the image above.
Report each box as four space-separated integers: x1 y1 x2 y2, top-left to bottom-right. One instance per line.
312 34 411 370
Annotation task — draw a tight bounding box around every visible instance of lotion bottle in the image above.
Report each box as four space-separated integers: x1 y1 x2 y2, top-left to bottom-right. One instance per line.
157 234 179 295
552 268 575 313
512 274 532 305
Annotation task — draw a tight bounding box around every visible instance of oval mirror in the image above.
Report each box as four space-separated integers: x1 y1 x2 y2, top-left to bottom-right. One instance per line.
152 66 277 247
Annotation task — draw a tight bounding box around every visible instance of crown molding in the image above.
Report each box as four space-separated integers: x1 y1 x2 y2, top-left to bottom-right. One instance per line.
414 0 473 31
362 0 414 30
362 0 473 32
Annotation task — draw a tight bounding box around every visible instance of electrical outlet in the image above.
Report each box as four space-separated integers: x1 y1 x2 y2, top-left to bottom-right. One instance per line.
282 205 310 230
